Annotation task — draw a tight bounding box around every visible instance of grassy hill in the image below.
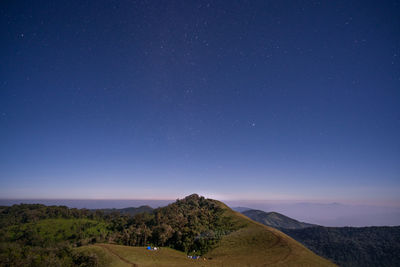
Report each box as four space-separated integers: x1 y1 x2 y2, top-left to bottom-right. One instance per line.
79 197 335 266
0 195 336 266
242 209 316 229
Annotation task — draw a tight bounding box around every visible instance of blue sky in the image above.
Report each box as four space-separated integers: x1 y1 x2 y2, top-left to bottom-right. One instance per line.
1 0 399 204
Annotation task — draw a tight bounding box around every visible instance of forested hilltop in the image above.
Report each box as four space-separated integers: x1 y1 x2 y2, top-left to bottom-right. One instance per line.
0 194 244 266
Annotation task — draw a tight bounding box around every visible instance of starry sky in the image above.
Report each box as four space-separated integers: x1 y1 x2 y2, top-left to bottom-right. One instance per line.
1 0 399 203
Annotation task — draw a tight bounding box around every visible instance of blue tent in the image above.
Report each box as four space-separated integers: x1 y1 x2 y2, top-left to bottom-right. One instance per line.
147 246 151 250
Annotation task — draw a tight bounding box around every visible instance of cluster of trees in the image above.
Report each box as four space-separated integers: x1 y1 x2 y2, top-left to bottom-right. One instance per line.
0 242 100 267
0 194 244 266
109 194 242 254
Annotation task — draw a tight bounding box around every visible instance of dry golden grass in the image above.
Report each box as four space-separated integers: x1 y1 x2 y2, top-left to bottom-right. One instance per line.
203 203 336 266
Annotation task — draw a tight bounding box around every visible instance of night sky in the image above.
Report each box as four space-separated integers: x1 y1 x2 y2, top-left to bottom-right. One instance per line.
1 1 399 203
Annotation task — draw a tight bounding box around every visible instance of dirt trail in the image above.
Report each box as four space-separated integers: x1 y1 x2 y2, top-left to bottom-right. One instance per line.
94 244 139 267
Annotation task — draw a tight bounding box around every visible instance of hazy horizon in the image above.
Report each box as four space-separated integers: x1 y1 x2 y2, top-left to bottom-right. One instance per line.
1 196 400 207
1 196 399 227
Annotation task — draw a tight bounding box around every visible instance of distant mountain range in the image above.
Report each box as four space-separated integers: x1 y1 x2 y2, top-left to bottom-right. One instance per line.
94 205 153 216
231 206 252 213
241 209 316 229
228 201 400 226
241 208 400 267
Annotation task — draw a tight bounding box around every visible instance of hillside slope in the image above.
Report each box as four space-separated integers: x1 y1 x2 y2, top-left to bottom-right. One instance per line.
204 200 335 266
242 209 316 229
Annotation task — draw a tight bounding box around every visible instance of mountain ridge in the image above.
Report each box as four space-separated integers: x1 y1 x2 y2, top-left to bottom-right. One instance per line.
242 209 316 229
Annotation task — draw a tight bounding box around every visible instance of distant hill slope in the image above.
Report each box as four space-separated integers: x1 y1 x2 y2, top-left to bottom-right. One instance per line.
95 205 153 216
282 226 400 267
240 209 400 267
232 206 252 212
242 209 316 229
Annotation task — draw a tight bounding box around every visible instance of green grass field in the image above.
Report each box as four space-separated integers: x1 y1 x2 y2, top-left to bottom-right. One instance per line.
6 218 109 245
